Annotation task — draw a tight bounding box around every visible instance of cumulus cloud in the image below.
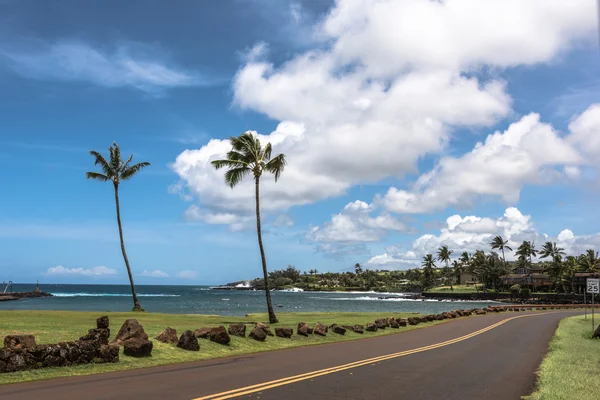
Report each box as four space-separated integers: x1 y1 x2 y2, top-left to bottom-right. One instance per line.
138 270 169 278
367 207 600 269
380 113 583 213
568 103 600 163
304 200 409 257
0 41 210 93
44 265 117 277
171 0 596 226
177 270 198 279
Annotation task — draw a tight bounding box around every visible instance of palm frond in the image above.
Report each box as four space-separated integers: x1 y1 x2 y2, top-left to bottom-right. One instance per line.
109 143 121 172
232 132 260 161
121 161 150 181
264 153 287 182
262 142 272 162
211 159 248 170
122 154 134 172
226 150 251 164
224 166 251 188
85 171 110 182
89 150 113 177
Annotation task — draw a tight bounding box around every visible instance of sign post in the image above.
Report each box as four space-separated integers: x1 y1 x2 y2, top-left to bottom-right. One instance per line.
587 278 599 335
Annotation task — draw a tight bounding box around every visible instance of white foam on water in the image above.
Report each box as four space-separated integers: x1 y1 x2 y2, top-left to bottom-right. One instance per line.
50 293 180 297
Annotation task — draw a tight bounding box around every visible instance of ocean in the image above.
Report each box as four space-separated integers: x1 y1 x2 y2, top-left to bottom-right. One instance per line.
1 284 500 315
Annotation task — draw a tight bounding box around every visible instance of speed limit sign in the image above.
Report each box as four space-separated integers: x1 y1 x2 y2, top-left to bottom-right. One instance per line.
588 278 600 294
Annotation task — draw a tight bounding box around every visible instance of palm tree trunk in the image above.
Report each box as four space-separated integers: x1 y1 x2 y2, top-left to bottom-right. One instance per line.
114 183 143 312
255 176 278 324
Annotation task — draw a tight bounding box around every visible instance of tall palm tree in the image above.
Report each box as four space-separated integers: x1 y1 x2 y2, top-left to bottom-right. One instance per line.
580 249 600 273
212 131 286 324
540 241 566 292
86 142 150 312
421 254 436 290
490 235 512 266
516 240 537 291
563 256 580 294
436 245 454 290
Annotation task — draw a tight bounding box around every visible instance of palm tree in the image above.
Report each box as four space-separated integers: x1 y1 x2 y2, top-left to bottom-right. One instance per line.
86 142 150 312
563 256 580 294
436 245 454 290
490 235 512 266
540 241 566 292
516 241 537 291
212 131 286 324
421 254 436 290
580 249 600 273
354 263 363 275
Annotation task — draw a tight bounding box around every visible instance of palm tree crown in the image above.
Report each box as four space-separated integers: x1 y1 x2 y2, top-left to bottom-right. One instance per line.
211 132 286 187
86 142 150 185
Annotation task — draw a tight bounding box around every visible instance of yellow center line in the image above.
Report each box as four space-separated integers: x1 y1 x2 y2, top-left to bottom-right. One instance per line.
192 312 561 400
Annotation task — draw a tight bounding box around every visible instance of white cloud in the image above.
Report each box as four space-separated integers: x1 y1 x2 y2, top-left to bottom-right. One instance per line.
177 270 198 279
171 0 596 226
45 265 117 277
568 103 600 162
0 41 208 93
138 269 169 278
272 214 295 228
304 200 408 257
380 113 583 213
367 207 600 269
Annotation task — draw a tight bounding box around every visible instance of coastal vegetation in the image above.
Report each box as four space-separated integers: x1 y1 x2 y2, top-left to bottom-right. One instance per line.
0 310 439 384
212 132 287 324
238 237 600 295
526 315 600 400
85 142 150 312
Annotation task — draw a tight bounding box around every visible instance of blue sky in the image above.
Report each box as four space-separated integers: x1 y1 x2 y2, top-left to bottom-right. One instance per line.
1 0 600 285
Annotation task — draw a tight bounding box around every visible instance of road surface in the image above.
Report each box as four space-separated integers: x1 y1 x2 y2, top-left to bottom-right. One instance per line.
0 311 578 400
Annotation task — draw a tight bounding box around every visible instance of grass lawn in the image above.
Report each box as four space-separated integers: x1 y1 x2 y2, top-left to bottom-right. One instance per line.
428 285 483 293
525 315 600 400
0 310 446 385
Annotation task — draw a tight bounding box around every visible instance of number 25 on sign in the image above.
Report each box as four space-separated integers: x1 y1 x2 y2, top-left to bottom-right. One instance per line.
588 278 600 294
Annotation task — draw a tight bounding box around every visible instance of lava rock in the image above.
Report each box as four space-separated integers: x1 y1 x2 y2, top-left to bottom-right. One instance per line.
155 327 178 344
249 326 267 342
228 324 246 338
275 327 293 338
209 326 231 345
366 323 378 332
297 323 312 337
123 338 153 358
330 325 346 335
4 335 37 351
314 322 327 336
111 319 148 346
177 330 199 351
97 316 109 329
80 328 110 345
255 322 274 337
96 344 120 363
374 318 389 329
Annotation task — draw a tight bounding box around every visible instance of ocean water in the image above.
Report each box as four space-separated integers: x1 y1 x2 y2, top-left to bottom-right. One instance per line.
1 284 501 315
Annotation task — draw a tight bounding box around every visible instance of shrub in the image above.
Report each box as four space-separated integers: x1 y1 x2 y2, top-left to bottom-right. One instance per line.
520 287 531 298
510 284 521 296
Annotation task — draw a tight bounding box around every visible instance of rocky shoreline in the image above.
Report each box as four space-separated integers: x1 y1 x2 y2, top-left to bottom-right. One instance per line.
0 291 53 301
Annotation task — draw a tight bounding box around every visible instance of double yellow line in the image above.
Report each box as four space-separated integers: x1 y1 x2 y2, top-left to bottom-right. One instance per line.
193 312 551 400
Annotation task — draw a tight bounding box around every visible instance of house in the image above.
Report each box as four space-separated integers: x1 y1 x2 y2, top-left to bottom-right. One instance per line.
460 272 479 285
500 265 552 288
573 272 600 294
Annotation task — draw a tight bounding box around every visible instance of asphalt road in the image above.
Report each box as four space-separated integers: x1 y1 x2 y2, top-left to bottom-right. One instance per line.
0 311 579 400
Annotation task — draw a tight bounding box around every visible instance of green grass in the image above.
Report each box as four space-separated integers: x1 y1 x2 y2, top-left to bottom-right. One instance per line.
0 310 447 385
428 285 483 293
525 315 600 400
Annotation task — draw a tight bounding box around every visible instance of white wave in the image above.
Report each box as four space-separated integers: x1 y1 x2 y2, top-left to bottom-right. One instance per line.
310 296 499 303
50 293 180 298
